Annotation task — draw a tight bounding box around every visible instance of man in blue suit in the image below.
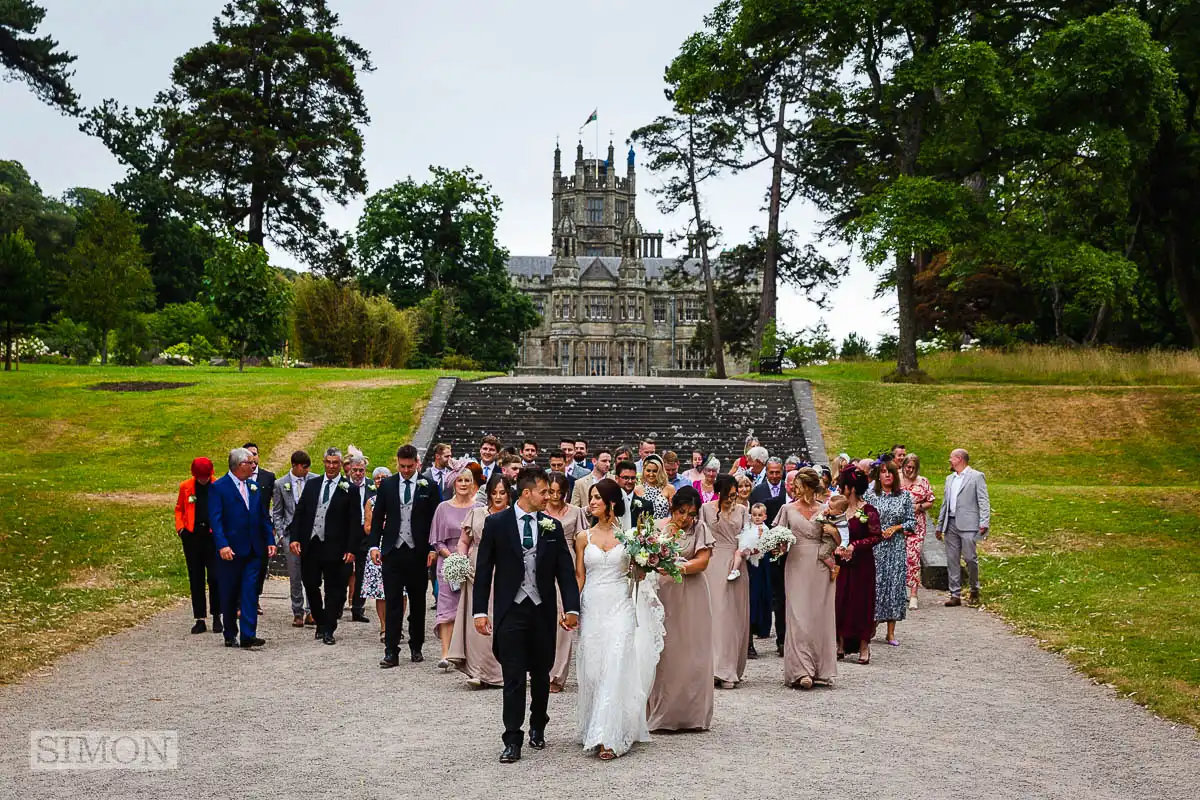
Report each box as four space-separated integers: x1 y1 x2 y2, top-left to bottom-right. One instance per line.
210 447 277 648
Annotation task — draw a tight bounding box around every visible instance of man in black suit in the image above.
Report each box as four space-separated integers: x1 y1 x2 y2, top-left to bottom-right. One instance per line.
473 468 579 764
345 453 375 622
750 457 789 656
369 443 442 665
245 442 277 607
613 459 653 529
289 447 359 645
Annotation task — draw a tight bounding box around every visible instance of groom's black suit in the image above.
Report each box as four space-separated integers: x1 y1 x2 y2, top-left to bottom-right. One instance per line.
473 506 580 748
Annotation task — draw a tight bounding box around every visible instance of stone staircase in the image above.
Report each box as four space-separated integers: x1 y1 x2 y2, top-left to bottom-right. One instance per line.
427 377 823 468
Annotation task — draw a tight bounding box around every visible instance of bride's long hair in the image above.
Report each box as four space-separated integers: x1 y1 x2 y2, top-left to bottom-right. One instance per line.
590 478 625 524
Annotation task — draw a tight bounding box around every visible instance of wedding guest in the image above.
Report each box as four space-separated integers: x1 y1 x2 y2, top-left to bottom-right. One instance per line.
362 467 392 643
731 436 760 473
613 444 634 464
369 444 442 666
639 454 674 519
175 457 221 634
683 450 705 483
210 447 275 648
865 459 915 646
741 446 769 486
701 474 750 688
559 439 575 463
345 452 375 623
570 448 612 508
663 451 690 491
271 450 312 628
245 442 276 612
476 453 522 505
613 459 653 529
634 437 656 474
830 454 850 484
935 448 991 607
423 443 453 495
775 468 837 688
290 448 359 645
479 435 501 482
448 472 509 687
891 443 907 463
569 439 593 479
544 471 589 693
735 473 754 506
835 466 883 664
547 451 576 499
521 439 540 467
900 454 935 608
648 486 714 731
429 460 483 669
747 459 785 652
693 457 720 503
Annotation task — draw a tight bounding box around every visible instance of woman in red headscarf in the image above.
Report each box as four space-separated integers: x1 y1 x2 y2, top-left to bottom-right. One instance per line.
175 457 221 634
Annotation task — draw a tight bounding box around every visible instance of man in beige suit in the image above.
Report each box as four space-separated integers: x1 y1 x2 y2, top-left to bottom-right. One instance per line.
936 448 991 607
570 448 612 508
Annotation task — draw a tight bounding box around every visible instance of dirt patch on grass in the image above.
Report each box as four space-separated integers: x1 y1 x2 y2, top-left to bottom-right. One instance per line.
88 381 197 392
76 491 174 506
319 378 418 390
59 566 119 590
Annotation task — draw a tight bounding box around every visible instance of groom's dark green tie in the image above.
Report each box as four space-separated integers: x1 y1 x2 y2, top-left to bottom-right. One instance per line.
403 479 411 504
522 515 534 550
322 478 331 504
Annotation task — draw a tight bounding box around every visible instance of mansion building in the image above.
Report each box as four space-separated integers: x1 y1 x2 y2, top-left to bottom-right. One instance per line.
507 141 756 376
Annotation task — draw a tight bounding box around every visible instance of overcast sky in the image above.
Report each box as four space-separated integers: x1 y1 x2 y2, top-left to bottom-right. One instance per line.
2 0 895 343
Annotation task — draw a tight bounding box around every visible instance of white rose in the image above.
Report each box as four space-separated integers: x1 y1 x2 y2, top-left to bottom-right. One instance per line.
635 552 650 567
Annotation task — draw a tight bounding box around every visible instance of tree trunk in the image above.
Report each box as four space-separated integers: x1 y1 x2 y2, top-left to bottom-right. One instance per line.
1085 301 1110 346
1168 231 1200 347
100 327 109 366
753 97 787 359
894 251 920 375
4 320 11 372
238 341 246 373
687 118 726 379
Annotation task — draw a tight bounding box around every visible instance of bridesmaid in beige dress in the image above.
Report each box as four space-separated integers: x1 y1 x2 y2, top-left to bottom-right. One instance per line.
774 467 838 689
545 471 589 692
447 472 509 688
701 474 750 688
648 486 715 731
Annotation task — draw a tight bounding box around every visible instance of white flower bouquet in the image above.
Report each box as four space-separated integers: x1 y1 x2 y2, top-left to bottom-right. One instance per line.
757 526 797 561
442 553 473 591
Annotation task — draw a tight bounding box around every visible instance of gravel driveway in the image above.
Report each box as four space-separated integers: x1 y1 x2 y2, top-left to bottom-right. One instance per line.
1 581 1195 799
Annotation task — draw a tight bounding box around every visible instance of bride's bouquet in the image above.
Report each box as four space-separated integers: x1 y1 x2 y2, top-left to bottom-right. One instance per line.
442 553 473 591
757 526 797 561
616 515 685 584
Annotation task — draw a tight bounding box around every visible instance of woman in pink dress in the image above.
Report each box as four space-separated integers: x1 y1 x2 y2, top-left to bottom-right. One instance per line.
692 457 720 503
429 461 483 670
544 471 589 692
700 474 750 688
900 454 935 609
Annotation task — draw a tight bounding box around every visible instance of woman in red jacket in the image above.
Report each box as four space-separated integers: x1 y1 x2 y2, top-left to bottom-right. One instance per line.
175 457 221 634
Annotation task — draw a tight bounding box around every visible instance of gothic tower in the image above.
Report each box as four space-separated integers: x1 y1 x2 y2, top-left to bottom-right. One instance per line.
550 139 637 257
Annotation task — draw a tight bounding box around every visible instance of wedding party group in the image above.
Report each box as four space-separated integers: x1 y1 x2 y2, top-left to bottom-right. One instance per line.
173 434 992 763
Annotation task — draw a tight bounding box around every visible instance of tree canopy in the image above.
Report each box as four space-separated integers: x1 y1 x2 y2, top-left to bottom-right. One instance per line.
0 0 78 112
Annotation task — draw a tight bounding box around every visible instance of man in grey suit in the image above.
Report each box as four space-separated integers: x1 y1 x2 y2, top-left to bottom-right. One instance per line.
271 450 313 626
936 448 991 607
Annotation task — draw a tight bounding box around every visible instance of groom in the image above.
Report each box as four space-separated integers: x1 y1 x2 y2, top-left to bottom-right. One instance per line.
474 468 580 763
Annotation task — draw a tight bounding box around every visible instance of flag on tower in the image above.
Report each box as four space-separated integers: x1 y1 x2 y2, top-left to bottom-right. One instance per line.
580 108 597 132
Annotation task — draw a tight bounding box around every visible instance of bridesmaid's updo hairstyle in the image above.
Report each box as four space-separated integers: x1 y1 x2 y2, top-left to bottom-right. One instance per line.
670 485 702 514
714 474 738 508
591 477 625 521
792 467 822 504
546 471 571 499
485 471 511 508
837 465 869 498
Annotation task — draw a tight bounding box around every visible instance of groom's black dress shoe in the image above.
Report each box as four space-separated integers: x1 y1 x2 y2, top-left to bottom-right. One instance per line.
239 637 265 649
528 730 545 750
499 744 521 763
351 612 370 623
410 650 424 663
314 627 325 640
379 656 399 668
323 633 336 645
224 638 236 648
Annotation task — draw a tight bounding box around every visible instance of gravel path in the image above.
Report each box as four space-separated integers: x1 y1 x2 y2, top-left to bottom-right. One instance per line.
1 582 1195 799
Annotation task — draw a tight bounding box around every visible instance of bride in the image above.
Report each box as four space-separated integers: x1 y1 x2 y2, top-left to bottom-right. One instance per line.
574 478 665 760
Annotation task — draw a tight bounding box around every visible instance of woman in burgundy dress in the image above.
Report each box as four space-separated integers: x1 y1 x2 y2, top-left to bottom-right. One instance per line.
834 465 883 665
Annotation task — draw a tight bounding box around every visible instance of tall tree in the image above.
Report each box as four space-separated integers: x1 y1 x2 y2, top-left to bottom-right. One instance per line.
0 159 75 263
357 166 538 369
0 0 77 112
86 0 373 263
202 235 292 371
58 196 153 365
0 228 43 370
632 114 732 377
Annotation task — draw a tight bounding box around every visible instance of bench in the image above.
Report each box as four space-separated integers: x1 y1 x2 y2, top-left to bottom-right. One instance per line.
757 347 786 375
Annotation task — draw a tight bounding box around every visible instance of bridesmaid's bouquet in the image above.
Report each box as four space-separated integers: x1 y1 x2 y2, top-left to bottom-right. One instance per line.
616 515 685 584
757 526 797 561
442 553 473 591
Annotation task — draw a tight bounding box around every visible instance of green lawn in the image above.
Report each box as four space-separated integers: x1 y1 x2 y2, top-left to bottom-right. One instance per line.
767 358 1200 728
0 364 493 682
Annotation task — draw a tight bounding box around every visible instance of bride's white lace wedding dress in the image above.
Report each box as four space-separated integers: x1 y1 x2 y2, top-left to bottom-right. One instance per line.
576 531 665 756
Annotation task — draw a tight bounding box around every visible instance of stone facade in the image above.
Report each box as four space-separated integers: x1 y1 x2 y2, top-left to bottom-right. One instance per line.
507 141 755 376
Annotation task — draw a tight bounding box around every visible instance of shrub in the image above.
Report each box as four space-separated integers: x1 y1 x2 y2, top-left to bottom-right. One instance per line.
363 296 417 368
15 336 49 359
439 353 482 371
114 313 153 366
874 334 899 361
972 320 1036 351
148 302 218 350
292 276 368 366
840 332 872 360
34 354 73 365
188 334 217 362
783 322 837 366
38 315 97 364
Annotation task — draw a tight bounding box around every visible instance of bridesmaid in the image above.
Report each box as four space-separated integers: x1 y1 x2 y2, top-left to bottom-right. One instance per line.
701 474 750 688
648 486 715 731
775 468 837 689
447 471 509 688
429 461 483 670
544 470 589 693
834 466 884 665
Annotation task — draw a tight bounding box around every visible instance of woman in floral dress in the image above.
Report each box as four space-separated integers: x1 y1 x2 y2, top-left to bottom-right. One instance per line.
639 455 673 519
864 460 916 647
900 454 935 608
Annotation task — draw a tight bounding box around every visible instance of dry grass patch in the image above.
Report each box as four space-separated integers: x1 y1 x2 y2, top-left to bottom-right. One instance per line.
319 377 418 390
75 491 174 506
59 566 119 590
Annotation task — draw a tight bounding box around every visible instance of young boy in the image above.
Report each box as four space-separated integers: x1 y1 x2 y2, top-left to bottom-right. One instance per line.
813 494 850 581
728 502 769 581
